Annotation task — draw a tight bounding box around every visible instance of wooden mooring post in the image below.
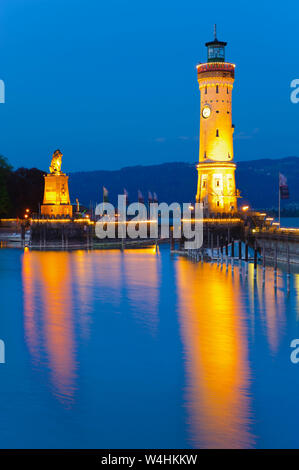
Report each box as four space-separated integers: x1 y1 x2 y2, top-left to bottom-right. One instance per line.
287 240 290 293
254 240 257 279
262 240 266 285
274 243 278 289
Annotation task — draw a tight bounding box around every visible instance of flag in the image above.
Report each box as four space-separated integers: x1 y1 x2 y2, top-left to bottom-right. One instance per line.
103 186 109 203
124 188 129 206
153 192 158 203
148 191 153 204
138 190 144 204
279 173 290 199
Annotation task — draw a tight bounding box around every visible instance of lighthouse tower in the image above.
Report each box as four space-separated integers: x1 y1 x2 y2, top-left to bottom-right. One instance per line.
196 27 238 214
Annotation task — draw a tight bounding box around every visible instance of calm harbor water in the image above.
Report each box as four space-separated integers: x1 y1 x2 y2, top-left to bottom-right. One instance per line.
278 217 299 228
0 245 299 448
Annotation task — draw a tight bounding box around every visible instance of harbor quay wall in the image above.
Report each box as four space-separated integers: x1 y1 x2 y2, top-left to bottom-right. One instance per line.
30 220 92 244
255 234 299 265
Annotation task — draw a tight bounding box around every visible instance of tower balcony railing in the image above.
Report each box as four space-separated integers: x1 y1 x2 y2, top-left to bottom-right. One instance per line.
196 62 235 74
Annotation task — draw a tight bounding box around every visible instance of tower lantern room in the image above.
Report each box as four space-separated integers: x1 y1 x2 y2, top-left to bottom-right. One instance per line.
206 25 227 62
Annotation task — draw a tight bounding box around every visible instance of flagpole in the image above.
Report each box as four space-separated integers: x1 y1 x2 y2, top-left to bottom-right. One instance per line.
278 174 281 227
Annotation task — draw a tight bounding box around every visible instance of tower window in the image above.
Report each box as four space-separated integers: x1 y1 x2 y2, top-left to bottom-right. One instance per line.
214 175 222 190
216 110 219 113
208 45 225 62
216 85 219 94
205 86 207 94
204 151 207 159
202 180 206 188
227 87 229 94
216 129 219 137
217 201 220 207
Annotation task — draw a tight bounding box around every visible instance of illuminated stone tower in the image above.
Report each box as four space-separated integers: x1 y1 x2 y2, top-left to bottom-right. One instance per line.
196 27 238 214
41 149 73 217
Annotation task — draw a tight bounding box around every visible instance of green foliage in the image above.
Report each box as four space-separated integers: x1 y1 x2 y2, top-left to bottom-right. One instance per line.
8 167 44 217
0 155 12 216
0 155 44 218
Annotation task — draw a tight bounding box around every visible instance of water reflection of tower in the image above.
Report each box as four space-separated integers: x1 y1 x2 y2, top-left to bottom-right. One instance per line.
175 258 255 448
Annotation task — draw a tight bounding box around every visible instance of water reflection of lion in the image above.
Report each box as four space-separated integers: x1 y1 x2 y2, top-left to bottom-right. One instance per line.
49 149 62 174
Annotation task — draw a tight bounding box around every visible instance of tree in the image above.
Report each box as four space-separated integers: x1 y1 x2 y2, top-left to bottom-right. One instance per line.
0 155 12 217
7 167 44 217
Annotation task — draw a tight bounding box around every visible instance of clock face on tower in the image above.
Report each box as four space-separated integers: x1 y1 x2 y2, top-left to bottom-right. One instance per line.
202 106 211 119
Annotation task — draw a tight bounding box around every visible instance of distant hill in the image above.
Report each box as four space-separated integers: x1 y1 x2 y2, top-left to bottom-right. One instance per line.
69 156 299 210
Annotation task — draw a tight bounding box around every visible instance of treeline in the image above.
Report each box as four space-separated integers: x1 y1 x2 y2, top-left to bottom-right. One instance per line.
0 155 44 218
267 206 299 217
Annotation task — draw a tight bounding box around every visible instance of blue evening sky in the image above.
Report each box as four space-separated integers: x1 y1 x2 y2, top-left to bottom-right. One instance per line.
0 0 298 172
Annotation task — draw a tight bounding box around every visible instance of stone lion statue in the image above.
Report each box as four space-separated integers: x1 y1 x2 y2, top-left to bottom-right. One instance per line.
49 149 63 174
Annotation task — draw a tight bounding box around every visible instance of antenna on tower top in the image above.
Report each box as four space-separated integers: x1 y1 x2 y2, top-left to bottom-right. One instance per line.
214 24 217 40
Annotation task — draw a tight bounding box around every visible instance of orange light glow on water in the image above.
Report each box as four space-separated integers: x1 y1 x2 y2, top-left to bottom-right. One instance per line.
22 251 77 407
22 249 40 361
40 252 76 406
175 258 255 448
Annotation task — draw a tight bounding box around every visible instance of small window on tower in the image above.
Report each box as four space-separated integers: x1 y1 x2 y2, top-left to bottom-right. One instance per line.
216 180 220 187
216 129 219 137
205 86 207 94
227 87 229 94
204 152 207 159
217 201 220 207
202 180 206 188
216 85 219 94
